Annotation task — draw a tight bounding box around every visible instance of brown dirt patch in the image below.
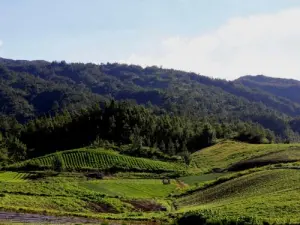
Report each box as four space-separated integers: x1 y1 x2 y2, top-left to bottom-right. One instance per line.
0 211 102 224
87 202 118 213
0 211 161 224
176 180 188 189
125 200 167 212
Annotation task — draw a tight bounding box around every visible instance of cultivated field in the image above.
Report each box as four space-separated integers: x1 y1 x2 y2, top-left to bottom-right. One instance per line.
5 148 184 173
2 142 300 224
176 169 300 224
190 140 300 172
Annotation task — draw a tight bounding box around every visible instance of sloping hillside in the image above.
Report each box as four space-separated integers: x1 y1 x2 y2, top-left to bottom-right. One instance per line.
236 75 300 105
176 169 300 223
0 58 298 126
5 148 184 173
190 141 300 173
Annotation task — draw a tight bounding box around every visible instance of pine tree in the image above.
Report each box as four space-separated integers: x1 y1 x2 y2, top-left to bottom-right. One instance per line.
167 139 175 156
159 140 166 153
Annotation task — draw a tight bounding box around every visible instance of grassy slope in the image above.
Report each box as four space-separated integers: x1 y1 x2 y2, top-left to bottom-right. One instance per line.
179 173 230 186
190 141 300 173
228 147 300 171
0 172 177 221
176 169 300 223
0 172 29 182
6 148 184 173
81 179 177 198
3 142 300 224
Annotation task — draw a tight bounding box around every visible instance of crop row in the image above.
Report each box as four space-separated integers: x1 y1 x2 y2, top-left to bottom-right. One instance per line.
6 149 183 172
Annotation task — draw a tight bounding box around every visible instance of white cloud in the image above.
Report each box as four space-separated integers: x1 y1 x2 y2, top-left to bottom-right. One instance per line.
122 8 300 80
0 40 2 47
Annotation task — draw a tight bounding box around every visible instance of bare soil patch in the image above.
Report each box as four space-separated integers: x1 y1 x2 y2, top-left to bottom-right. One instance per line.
87 202 118 213
125 200 167 212
0 211 102 224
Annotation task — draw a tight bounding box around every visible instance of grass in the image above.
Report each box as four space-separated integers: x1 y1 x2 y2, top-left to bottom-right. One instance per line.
179 173 231 186
176 169 300 223
81 179 177 198
5 148 184 173
3 142 300 224
0 172 29 182
228 147 300 171
190 140 300 173
0 171 176 222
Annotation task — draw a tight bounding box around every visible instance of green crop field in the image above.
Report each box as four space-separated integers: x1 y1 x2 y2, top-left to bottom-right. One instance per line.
179 172 231 186
0 171 175 221
81 179 177 198
3 142 300 224
228 147 300 171
0 172 29 182
5 148 184 173
176 169 300 224
190 141 300 173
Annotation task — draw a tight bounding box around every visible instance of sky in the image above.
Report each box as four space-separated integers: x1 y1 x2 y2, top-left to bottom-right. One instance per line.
1 0 300 80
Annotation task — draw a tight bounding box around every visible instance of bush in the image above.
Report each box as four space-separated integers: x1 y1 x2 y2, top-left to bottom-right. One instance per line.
23 161 48 171
53 153 65 172
177 212 207 225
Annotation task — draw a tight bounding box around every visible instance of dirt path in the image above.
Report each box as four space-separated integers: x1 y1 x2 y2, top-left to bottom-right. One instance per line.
0 211 161 225
0 211 104 224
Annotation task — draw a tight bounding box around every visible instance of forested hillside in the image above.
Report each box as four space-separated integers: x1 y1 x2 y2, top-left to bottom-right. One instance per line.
1 57 300 123
1 101 276 166
236 75 300 105
1 58 300 165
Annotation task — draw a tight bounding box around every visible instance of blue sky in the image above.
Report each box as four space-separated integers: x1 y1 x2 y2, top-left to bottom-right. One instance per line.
1 0 300 79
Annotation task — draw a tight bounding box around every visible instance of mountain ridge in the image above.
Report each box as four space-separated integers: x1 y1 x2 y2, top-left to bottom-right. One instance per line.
0 57 300 139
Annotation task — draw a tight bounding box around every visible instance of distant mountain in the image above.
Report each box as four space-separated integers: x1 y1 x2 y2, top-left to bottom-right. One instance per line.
1 57 300 138
235 75 300 105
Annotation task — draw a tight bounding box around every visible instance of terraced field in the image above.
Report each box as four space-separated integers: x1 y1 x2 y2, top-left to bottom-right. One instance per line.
176 169 300 223
190 141 300 172
6 148 184 173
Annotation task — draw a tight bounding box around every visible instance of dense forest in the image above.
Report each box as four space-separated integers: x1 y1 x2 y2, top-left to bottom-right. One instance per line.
1 57 300 165
0 100 275 166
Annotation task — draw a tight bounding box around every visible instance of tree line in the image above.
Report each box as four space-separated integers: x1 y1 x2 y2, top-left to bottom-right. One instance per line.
0 100 276 166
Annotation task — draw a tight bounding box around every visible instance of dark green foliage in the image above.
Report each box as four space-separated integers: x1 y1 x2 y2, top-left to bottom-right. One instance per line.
1 58 300 164
181 150 191 166
0 100 280 164
177 212 207 225
234 124 273 144
120 145 172 161
53 154 65 172
237 75 300 107
176 212 259 225
0 58 299 140
159 141 166 153
17 101 276 160
168 139 176 156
